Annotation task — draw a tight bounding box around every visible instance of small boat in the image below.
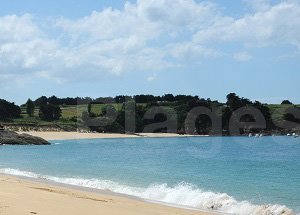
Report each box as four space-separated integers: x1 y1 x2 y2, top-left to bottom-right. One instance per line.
248 133 253 137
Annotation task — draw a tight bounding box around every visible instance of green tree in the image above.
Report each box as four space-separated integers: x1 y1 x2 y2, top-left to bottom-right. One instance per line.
87 103 92 114
26 99 35 117
0 99 21 120
281 100 293 105
34 96 48 106
39 104 62 121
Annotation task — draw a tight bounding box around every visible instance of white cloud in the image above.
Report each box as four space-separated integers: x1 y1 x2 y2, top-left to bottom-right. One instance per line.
56 0 218 40
147 73 157 81
167 42 221 60
243 0 272 12
0 14 60 87
233 52 252 61
0 14 42 42
193 1 300 49
53 0 219 77
1 0 300 88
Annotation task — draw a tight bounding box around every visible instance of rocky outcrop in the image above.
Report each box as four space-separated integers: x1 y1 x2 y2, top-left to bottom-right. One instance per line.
0 130 50 145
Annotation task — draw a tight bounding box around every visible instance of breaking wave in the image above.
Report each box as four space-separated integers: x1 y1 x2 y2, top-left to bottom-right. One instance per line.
0 168 295 215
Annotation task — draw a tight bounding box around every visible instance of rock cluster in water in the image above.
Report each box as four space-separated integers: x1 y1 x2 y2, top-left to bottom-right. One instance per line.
0 130 50 145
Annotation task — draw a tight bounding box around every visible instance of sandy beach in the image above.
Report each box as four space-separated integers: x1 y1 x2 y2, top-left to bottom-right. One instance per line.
0 175 211 215
1 132 212 215
18 131 202 141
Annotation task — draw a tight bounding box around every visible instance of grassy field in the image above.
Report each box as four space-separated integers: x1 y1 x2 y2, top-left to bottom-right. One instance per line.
9 103 299 129
19 104 124 119
8 104 124 130
267 104 299 122
18 103 300 119
1 103 125 131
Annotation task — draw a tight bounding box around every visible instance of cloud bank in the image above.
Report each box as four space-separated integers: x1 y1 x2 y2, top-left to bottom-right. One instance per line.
0 0 300 87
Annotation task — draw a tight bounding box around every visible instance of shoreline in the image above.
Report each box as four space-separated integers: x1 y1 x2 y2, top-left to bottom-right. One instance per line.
2 134 297 214
0 174 214 215
16 131 292 142
17 131 206 141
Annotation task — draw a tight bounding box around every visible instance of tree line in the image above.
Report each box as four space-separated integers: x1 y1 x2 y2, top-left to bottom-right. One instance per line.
31 94 218 106
0 98 61 122
0 94 298 135
79 93 299 135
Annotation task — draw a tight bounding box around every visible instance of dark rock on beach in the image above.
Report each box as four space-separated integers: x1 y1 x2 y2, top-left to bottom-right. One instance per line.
0 130 50 145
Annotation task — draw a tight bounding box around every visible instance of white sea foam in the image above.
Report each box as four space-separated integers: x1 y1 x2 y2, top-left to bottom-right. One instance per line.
0 168 295 215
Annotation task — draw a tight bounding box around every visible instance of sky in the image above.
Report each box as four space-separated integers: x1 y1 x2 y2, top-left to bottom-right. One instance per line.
0 0 300 104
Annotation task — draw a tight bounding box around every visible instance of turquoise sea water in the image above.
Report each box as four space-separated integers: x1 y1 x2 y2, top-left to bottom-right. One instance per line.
0 136 299 214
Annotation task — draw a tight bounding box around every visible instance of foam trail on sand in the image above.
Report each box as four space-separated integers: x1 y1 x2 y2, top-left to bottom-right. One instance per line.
0 168 295 215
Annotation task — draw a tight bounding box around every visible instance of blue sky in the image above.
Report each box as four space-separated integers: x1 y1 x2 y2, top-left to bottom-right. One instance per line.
0 0 299 104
